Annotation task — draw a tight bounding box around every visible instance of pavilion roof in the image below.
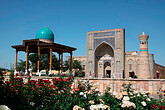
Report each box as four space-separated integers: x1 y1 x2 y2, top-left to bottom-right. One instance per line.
12 39 76 54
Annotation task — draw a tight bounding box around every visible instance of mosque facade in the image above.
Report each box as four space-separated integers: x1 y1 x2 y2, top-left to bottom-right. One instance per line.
69 28 165 79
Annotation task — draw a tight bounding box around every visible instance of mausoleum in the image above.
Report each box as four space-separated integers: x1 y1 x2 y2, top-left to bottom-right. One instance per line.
12 27 76 76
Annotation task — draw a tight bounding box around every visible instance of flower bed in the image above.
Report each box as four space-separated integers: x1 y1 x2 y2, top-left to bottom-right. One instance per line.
0 71 165 110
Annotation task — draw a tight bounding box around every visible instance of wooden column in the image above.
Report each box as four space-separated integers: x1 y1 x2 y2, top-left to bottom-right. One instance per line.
49 48 52 74
14 50 18 75
37 47 40 73
60 52 63 72
70 52 73 71
15 50 18 70
25 45 29 75
58 53 60 72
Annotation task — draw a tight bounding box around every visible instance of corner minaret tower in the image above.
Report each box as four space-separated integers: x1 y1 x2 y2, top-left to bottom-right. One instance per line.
138 32 150 79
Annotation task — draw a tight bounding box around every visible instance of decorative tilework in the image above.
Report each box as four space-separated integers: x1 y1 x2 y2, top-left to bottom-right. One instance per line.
103 60 111 64
94 37 115 50
140 50 148 51
94 31 115 37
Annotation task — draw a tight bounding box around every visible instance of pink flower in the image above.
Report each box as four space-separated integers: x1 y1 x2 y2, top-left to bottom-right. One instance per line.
75 88 80 91
14 90 18 93
159 106 165 110
152 104 157 109
51 85 56 88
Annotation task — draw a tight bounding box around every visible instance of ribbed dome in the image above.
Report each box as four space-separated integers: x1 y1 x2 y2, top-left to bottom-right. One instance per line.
36 27 54 42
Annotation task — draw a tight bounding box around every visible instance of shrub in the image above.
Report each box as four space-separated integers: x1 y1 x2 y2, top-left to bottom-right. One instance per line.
0 71 165 110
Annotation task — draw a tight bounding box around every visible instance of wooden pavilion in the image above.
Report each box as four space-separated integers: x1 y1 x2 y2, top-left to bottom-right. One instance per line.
12 27 76 76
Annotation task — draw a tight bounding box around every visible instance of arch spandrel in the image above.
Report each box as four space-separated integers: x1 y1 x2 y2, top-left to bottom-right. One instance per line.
94 37 115 51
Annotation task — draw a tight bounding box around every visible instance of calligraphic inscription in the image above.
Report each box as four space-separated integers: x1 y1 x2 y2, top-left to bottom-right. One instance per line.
94 31 115 37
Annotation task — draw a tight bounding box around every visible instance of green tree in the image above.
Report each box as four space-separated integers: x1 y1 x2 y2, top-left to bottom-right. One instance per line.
39 54 48 71
28 53 39 73
17 59 26 72
63 60 69 72
39 54 59 71
73 60 82 70
63 59 82 71
52 54 59 70
17 53 59 73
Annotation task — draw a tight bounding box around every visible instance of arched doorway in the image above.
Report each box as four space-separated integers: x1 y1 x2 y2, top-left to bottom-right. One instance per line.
95 42 114 78
104 61 111 78
128 59 135 78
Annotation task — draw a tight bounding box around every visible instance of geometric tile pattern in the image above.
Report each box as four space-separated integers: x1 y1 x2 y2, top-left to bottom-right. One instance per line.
103 60 111 64
94 37 115 50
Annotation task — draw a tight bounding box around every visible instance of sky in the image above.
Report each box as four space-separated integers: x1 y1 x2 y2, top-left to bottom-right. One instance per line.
0 0 165 69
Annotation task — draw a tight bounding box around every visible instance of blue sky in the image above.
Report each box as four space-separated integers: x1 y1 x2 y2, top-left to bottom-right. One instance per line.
0 0 165 69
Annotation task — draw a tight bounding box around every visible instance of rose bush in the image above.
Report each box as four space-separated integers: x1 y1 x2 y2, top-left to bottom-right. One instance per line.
0 71 165 110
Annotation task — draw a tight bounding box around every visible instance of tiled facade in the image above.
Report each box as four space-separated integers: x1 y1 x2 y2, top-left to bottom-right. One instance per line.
68 28 165 79
86 29 125 78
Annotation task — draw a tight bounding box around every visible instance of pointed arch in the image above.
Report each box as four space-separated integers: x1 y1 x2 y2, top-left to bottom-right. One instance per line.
128 59 134 71
94 41 115 52
104 61 111 78
94 42 114 77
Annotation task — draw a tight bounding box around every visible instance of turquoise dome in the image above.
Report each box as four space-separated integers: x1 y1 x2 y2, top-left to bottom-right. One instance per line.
36 27 54 41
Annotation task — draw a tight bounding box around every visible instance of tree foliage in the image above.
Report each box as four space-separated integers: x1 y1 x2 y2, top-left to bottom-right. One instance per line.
39 54 59 71
17 59 26 71
63 60 69 72
63 59 82 72
17 53 59 72
28 54 39 64
28 54 39 73
73 60 82 70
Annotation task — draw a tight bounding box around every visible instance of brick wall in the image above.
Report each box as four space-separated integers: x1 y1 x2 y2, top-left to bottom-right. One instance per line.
74 78 165 95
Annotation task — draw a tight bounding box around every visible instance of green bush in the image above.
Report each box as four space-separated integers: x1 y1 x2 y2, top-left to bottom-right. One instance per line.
0 71 165 110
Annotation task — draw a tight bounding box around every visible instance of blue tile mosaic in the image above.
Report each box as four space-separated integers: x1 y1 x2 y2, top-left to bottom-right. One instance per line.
94 37 115 50
103 60 111 64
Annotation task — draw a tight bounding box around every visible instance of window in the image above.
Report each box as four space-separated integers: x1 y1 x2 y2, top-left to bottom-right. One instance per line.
128 59 133 71
129 64 132 70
